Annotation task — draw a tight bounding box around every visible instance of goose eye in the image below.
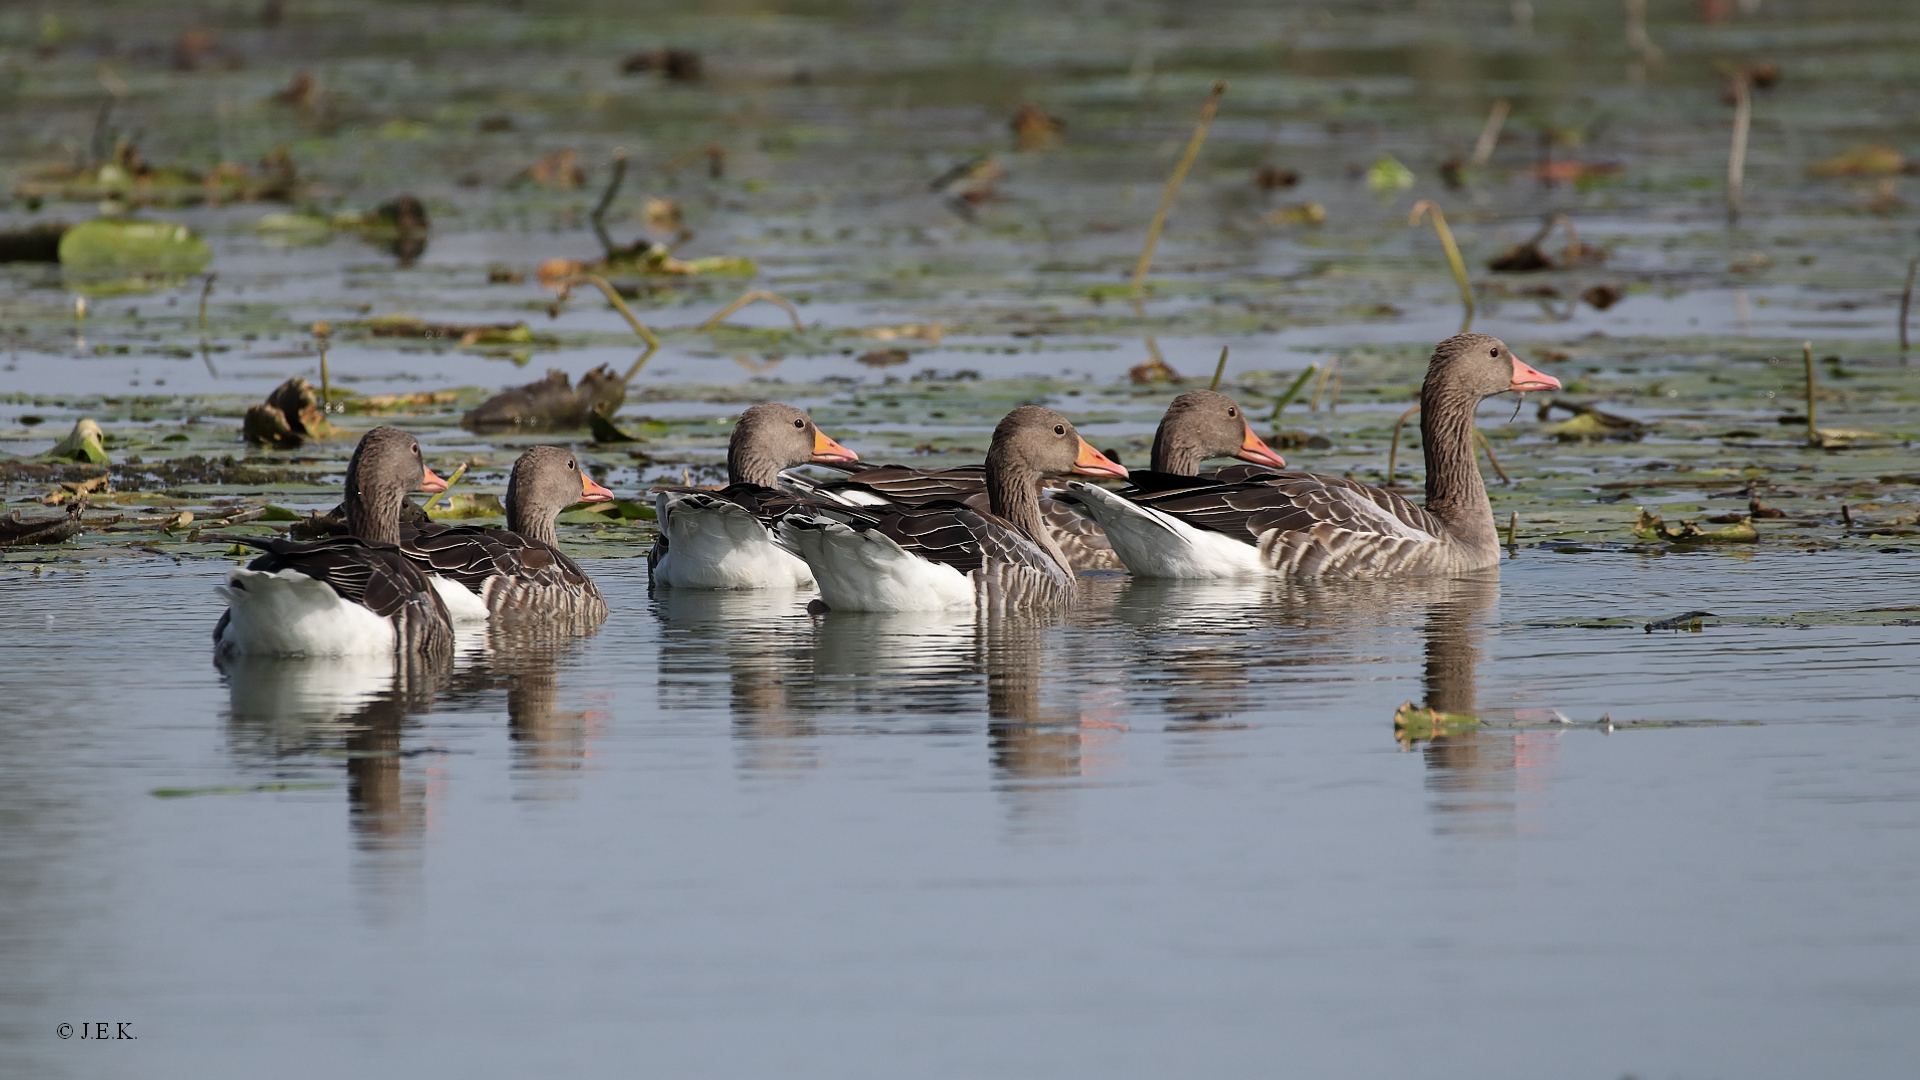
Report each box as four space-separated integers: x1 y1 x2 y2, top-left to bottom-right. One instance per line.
793 417 806 429
1053 424 1065 436
1227 407 1237 417
567 460 575 469
1490 348 1500 357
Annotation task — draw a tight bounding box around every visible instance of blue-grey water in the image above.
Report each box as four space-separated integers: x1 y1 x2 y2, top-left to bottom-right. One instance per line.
3 552 1917 1078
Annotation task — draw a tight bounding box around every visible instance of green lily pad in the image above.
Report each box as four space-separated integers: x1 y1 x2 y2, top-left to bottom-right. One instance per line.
39 418 110 465
59 218 211 277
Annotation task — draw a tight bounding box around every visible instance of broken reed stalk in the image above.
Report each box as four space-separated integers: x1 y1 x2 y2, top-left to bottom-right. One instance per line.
591 149 629 257
1328 373 1341 413
1803 339 1818 445
1385 403 1420 486
1507 511 1519 552
568 274 662 351
1469 100 1511 168
1550 212 1582 265
1267 365 1318 426
1624 0 1662 64
1408 201 1474 333
421 461 468 514
1308 356 1339 411
312 321 331 411
1900 257 1916 360
1727 71 1751 226
1474 430 1510 485
198 272 217 334
701 289 805 332
1129 80 1226 302
1208 346 1229 391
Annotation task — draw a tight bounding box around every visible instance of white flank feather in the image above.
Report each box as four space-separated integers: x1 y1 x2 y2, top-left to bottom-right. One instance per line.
781 518 975 612
1064 482 1267 580
215 568 397 657
653 491 814 590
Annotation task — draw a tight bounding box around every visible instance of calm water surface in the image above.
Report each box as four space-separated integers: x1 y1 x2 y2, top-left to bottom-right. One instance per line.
3 551 1918 1078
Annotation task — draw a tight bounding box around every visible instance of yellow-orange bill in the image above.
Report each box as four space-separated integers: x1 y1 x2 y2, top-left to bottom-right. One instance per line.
811 427 860 464
580 473 614 502
419 466 449 494
1236 423 1288 469
1072 438 1129 479
1509 355 1562 393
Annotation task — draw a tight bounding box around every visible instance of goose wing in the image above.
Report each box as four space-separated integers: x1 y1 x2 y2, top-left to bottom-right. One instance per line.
225 536 454 652
404 522 596 595
787 463 1121 571
1129 473 1446 545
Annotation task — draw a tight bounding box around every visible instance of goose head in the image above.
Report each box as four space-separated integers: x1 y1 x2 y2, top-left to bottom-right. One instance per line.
1428 333 1561 400
1151 390 1287 473
728 403 859 487
989 405 1129 482
506 445 614 541
344 426 445 542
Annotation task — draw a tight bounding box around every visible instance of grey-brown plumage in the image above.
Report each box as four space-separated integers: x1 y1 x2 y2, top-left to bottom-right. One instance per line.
780 406 1129 613
646 402 859 589
402 446 611 628
783 391 1285 574
1063 334 1560 580
216 426 454 657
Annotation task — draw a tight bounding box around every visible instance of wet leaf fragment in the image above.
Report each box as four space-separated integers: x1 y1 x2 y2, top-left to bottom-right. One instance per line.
1644 610 1716 633
1633 508 1758 544
367 314 534 348
1393 702 1481 747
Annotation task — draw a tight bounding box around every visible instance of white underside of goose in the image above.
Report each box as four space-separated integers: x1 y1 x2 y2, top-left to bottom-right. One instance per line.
1064 483 1267 579
652 491 814 590
430 576 493 622
215 568 397 657
781 519 976 612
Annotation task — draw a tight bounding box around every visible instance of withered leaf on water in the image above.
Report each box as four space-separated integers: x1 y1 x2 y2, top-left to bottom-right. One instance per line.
0 499 87 546
462 366 626 432
243 377 332 448
1633 508 1759 544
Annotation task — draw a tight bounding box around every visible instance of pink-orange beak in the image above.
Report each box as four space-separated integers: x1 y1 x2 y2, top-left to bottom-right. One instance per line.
1509 354 1562 393
580 472 614 503
419 466 449 494
1072 438 1129 479
810 427 860 464
1235 422 1288 469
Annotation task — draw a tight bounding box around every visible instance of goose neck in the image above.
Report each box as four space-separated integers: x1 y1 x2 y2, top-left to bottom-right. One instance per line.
507 496 559 548
1418 382 1497 548
727 445 782 488
344 483 402 545
1149 431 1203 476
985 453 1070 571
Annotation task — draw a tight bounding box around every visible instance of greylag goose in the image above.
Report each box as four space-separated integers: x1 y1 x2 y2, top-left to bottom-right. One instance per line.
648 403 859 589
401 446 615 626
779 406 1127 614
1063 333 1560 579
215 426 454 657
780 389 1286 571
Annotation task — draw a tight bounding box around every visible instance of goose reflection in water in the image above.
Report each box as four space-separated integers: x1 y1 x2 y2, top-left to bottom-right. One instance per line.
651 589 822 773
1407 573 1555 836
441 627 603 781
219 652 443 856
